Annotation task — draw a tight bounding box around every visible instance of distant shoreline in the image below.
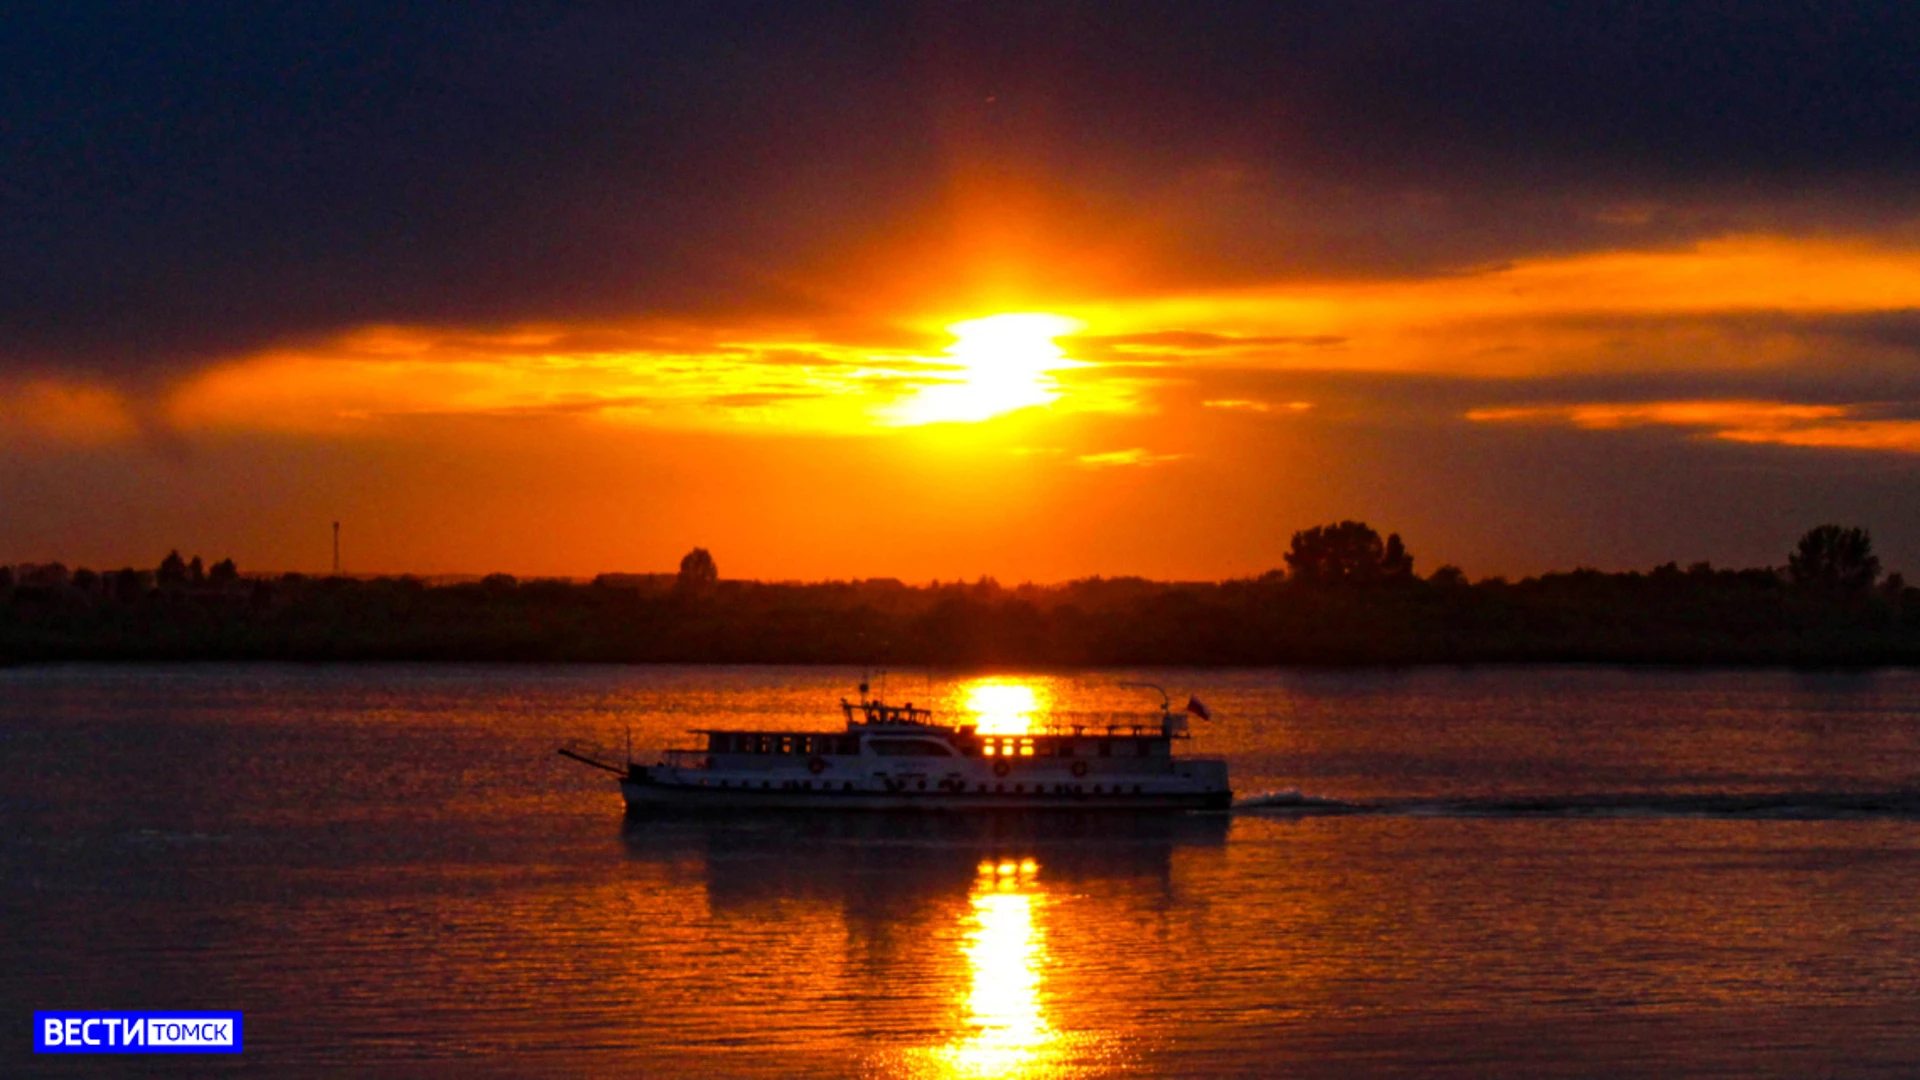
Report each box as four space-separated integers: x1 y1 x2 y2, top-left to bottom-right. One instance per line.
5 564 1916 669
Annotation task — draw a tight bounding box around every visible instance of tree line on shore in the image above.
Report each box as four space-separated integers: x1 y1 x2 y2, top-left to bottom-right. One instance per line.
1 527 1916 666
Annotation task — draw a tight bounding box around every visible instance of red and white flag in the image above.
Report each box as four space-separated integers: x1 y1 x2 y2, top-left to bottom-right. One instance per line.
1185 695 1212 720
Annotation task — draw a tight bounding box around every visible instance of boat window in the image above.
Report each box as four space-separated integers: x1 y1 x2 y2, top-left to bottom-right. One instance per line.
779 736 794 754
1098 740 1112 758
868 739 954 757
1138 739 1155 757
1019 739 1034 757
1056 741 1073 757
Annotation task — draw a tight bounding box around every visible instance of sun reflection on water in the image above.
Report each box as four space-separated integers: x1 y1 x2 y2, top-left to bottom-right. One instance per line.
961 680 1050 735
874 853 1109 1080
942 859 1059 1080
953 869 1050 1076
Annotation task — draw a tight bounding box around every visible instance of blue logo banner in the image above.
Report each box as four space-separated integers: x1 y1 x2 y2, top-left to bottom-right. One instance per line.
34 1012 243 1054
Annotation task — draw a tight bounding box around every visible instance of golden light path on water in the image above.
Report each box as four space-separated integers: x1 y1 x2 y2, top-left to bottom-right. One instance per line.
959 680 1051 735
885 858 1103 1080
947 860 1055 1079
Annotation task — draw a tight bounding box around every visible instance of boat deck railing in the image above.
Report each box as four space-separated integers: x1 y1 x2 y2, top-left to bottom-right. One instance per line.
972 710 1189 737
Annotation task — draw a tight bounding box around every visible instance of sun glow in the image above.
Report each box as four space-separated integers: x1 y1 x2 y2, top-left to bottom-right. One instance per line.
892 314 1086 425
962 680 1050 735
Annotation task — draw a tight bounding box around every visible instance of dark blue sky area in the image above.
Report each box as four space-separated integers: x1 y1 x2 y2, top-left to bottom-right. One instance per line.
6 2 1920 373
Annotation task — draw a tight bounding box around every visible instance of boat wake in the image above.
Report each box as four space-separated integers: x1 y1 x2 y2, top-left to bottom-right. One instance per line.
1233 789 1920 820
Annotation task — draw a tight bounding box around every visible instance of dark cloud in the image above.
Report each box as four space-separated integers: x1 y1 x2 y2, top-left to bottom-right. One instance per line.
1799 309 1920 353
7 2 1920 374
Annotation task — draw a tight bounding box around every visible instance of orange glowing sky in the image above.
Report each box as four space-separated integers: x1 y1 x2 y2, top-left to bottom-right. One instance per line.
8 5 1920 580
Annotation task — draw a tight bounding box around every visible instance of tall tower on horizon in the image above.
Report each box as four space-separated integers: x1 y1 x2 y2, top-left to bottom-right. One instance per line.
332 521 340 576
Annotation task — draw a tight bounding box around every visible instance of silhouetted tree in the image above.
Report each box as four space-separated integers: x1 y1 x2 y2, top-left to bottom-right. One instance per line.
187 556 206 585
157 550 188 587
19 562 70 587
71 568 98 592
481 573 518 591
1429 564 1467 587
1788 525 1880 593
1382 533 1414 579
209 558 239 585
1882 572 1909 606
678 547 718 592
0 566 12 591
1284 521 1415 584
114 568 145 603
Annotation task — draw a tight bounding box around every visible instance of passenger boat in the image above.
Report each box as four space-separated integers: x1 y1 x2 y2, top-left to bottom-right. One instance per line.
560 683 1231 812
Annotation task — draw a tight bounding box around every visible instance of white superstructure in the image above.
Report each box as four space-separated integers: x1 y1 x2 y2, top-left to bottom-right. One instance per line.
566 685 1231 812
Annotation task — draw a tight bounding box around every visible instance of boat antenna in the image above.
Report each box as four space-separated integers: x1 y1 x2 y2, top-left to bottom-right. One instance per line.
625 720 632 767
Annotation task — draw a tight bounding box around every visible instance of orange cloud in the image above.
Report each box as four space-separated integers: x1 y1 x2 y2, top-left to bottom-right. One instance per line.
56 233 1920 451
0 379 139 446
1077 448 1186 467
1466 400 1920 453
1070 235 1920 376
1716 420 1920 453
162 312 1160 438
1202 399 1312 413
1465 401 1849 429
165 323 933 435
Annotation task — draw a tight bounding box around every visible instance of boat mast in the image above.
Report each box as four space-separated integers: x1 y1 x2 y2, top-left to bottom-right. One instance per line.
1118 681 1175 736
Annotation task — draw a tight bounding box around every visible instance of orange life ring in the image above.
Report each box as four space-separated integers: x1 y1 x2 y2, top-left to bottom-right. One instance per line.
807 756 828 775
992 760 1011 778
1070 760 1089 778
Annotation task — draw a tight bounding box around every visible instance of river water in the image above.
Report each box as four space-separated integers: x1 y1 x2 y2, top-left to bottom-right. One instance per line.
5 664 1920 1077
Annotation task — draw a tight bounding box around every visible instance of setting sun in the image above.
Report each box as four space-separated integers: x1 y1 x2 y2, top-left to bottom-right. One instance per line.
891 313 1085 425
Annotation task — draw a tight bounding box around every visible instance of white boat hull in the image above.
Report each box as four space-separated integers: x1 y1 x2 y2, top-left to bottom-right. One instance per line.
621 761 1232 813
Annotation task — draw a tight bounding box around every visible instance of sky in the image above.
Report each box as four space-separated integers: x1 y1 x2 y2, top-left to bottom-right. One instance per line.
5 1 1920 581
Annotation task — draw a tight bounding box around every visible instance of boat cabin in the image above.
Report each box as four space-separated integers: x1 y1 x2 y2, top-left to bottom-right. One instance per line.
694 723 1175 763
